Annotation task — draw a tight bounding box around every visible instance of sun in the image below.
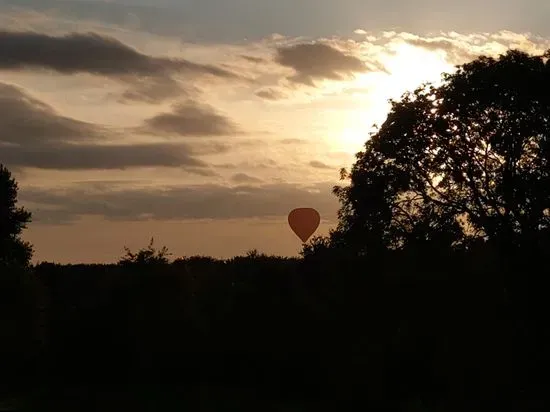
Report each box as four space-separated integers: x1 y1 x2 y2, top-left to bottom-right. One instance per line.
327 108 377 154
331 42 457 154
339 125 369 152
364 42 456 119
381 42 456 94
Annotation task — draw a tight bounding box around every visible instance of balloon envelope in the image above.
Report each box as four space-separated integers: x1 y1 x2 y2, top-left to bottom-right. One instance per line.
288 208 321 243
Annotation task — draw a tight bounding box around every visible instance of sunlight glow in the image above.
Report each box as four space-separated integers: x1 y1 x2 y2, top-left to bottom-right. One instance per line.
379 42 455 96
331 42 457 154
338 125 369 153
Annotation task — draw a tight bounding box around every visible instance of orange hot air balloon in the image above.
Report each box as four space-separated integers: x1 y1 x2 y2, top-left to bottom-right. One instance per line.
288 208 321 243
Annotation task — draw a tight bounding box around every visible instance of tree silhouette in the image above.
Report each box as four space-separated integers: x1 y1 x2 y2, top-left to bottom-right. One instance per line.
0 165 43 391
118 237 172 267
0 164 33 268
321 49 550 256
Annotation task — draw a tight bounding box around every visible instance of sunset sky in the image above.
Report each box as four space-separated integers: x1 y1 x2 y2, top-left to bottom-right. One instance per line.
2 0 549 263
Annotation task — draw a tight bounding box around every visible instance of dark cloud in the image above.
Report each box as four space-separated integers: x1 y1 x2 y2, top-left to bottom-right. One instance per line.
138 100 242 137
231 173 263 183
19 182 340 224
0 30 238 78
0 82 114 144
309 160 333 169
1 142 218 175
255 88 287 100
0 81 224 174
275 42 370 86
0 30 242 103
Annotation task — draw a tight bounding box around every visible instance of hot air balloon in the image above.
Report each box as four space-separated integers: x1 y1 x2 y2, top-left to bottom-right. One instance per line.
288 208 320 243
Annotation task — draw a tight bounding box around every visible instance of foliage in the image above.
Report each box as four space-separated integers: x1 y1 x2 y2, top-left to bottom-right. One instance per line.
325 49 550 256
0 164 33 268
118 237 172 267
300 235 332 258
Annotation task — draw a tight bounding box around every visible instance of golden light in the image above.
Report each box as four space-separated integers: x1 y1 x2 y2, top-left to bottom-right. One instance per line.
339 124 369 152
331 41 457 154
377 42 455 98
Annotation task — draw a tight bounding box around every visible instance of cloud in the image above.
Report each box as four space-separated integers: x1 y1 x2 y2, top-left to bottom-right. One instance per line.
138 100 242 137
213 159 279 170
0 30 242 103
398 31 550 65
402 36 481 64
279 138 308 144
255 87 287 100
231 173 263 183
240 55 266 63
0 30 238 78
0 82 114 144
0 81 223 174
1 142 218 175
275 42 370 86
309 160 333 169
405 37 457 52
115 76 192 105
20 182 340 223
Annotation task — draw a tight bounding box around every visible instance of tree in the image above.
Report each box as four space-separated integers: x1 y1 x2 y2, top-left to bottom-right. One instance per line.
0 164 33 267
118 237 172 267
324 49 550 256
300 235 333 259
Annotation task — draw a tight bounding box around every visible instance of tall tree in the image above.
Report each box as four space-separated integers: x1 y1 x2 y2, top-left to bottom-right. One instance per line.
0 164 33 267
322 49 550 256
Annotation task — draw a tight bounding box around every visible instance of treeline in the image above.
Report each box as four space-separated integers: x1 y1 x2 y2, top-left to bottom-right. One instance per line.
2 244 549 409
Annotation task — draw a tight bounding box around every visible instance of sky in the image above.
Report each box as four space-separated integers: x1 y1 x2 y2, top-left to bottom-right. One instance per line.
1 0 550 263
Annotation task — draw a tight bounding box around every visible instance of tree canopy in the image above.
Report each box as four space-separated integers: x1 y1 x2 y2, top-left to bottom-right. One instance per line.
0 164 33 267
315 49 550 257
